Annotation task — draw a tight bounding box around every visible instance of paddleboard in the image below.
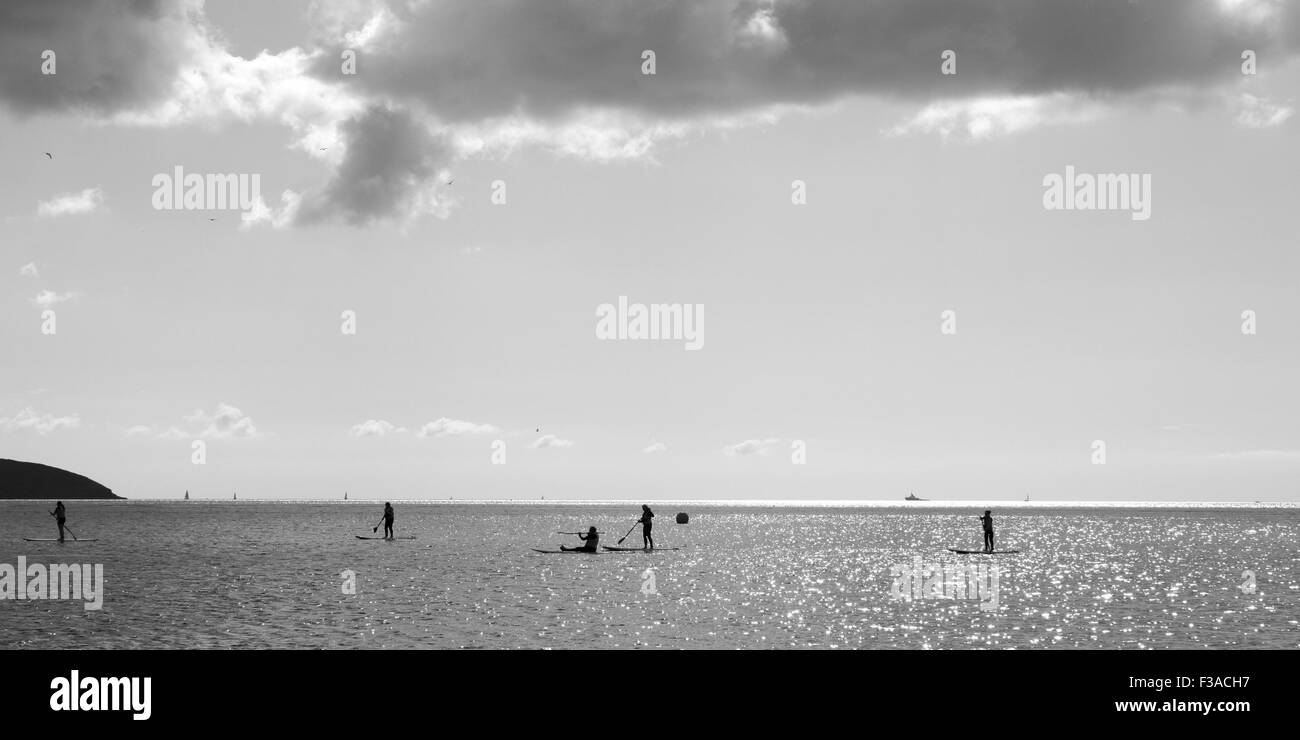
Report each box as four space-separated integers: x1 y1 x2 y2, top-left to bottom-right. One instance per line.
23 538 98 542
947 548 1019 554
601 546 682 552
530 548 602 554
355 536 416 540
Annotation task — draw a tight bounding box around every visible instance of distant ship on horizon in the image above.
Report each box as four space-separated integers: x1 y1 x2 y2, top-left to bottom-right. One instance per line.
905 491 925 501
184 490 189 501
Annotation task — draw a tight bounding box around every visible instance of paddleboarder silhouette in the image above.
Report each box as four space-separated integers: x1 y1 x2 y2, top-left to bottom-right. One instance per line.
638 505 655 550
381 502 394 539
979 510 994 553
51 501 67 542
560 526 600 552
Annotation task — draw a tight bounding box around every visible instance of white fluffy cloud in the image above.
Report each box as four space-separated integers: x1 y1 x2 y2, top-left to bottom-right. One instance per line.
18 262 38 278
350 419 405 437
1235 93 1294 129
643 441 668 454
0 407 81 435
724 438 780 456
184 403 260 439
532 434 575 449
37 187 105 218
30 290 77 308
417 417 498 438
889 93 1111 141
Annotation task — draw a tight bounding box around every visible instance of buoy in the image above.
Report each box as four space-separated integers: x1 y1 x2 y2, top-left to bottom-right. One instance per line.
676 512 689 524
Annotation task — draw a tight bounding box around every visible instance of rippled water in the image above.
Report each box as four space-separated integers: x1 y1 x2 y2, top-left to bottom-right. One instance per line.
1 501 1296 649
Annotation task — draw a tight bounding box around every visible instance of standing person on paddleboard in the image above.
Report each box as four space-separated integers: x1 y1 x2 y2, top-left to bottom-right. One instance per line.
638 505 655 550
50 501 67 542
979 510 995 553
380 502 395 539
560 526 600 553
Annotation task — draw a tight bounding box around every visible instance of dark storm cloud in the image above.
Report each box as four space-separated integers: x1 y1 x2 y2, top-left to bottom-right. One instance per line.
0 0 200 116
314 0 1300 123
4 1 1295 127
3 1 1293 227
295 105 454 226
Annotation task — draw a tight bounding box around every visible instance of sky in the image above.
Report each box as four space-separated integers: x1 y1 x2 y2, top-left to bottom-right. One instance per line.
1 0 1298 501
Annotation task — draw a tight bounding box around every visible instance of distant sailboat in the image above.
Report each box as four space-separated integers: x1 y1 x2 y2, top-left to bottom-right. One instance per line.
1025 492 1030 502
233 492 237 501
184 490 189 501
344 491 348 501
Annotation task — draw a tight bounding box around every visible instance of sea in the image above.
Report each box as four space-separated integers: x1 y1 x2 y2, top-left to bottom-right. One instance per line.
1 500 1296 649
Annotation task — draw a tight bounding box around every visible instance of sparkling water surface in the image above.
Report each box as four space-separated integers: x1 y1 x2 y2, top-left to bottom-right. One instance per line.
1 501 1296 649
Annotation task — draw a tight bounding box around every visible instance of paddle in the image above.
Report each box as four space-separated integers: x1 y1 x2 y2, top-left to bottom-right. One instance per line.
372 517 385 534
615 520 640 545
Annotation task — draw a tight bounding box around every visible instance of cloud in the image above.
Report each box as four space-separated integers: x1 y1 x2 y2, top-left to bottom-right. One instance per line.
0 0 205 117
643 441 668 454
532 434 574 449
349 419 405 437
0 407 81 435
1235 92 1294 128
30 290 77 308
9 2 1300 131
316 1 1300 123
293 105 456 226
417 417 498 438
241 190 302 230
124 425 153 437
184 403 260 439
37 187 105 217
889 93 1111 141
5 0 1299 227
1219 0 1288 26
724 438 780 456
18 262 38 278
289 0 1299 181
115 43 360 134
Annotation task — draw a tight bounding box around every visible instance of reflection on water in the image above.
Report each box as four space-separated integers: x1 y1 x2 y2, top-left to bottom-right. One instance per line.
1 502 1296 649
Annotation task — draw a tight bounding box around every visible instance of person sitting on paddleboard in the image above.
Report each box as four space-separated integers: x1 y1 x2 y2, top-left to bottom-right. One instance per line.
639 505 655 550
382 502 395 539
51 501 67 542
979 510 994 553
561 526 599 553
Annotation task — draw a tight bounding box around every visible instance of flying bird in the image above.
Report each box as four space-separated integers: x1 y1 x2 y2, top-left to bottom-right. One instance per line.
43 152 52 159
